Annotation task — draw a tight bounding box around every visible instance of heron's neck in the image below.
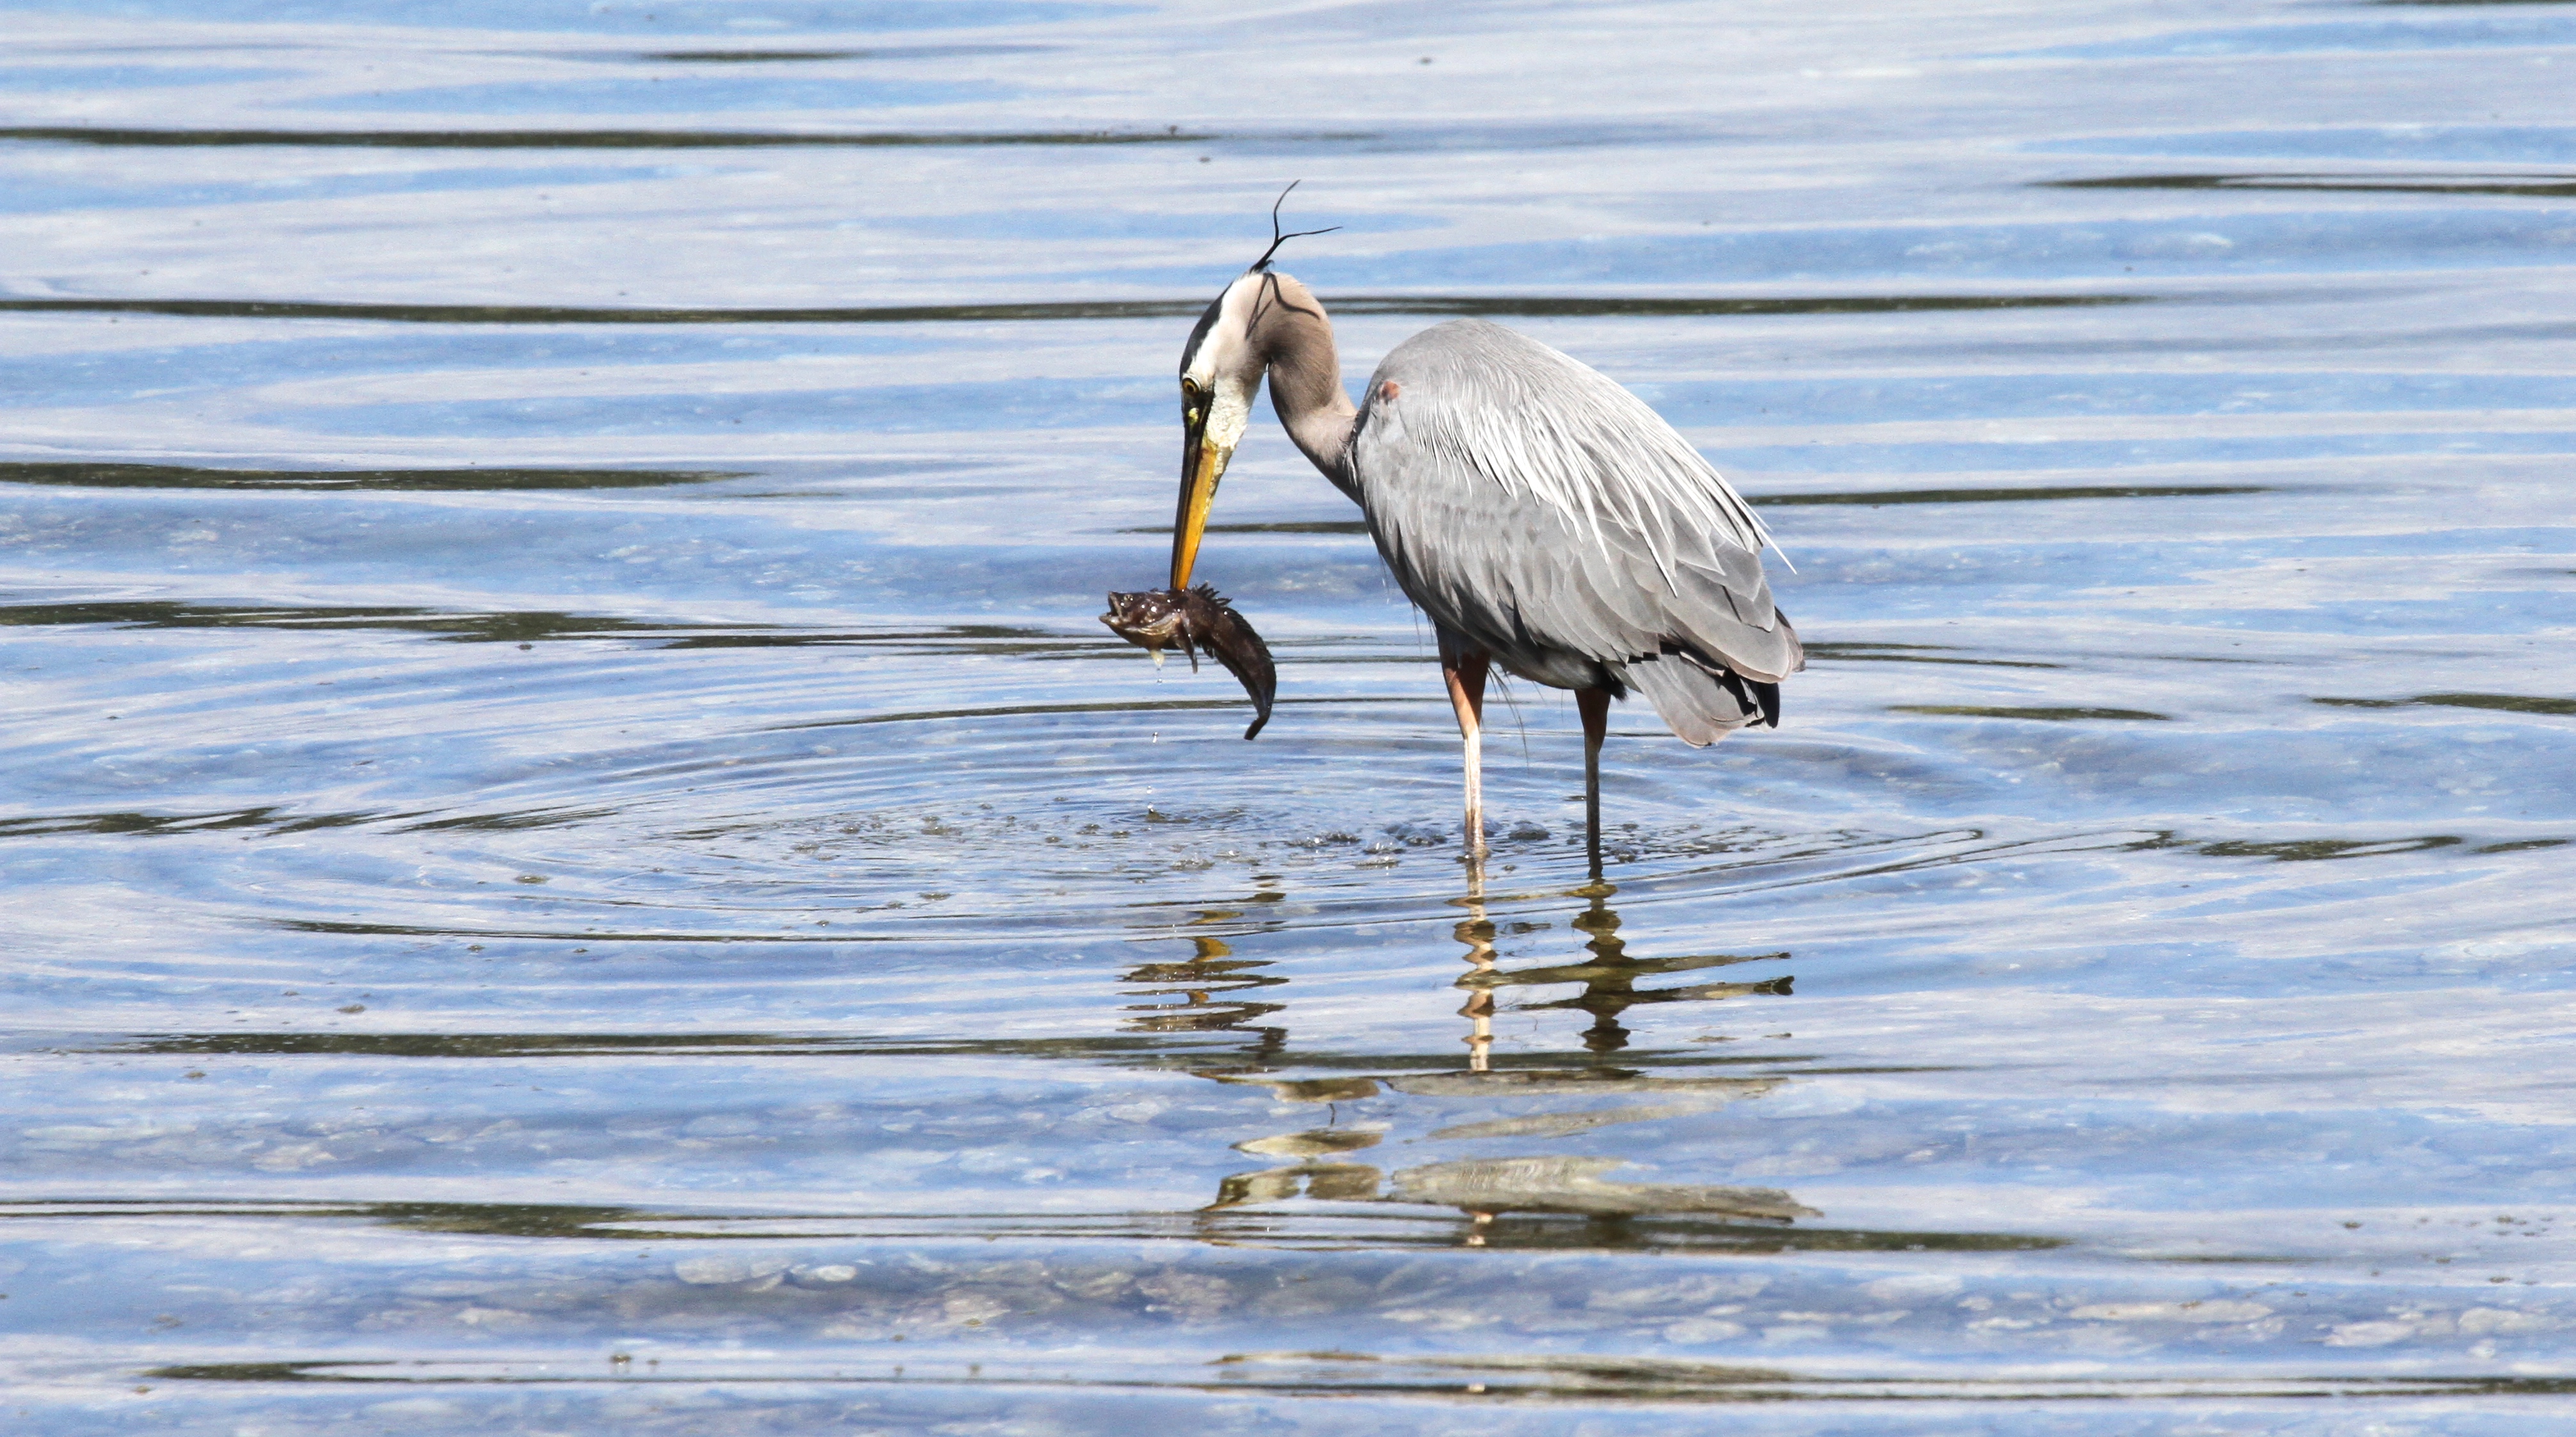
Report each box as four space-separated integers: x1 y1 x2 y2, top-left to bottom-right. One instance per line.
1252 278 1359 493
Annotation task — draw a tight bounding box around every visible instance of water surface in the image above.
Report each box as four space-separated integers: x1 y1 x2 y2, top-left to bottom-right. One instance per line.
3 0 2573 1431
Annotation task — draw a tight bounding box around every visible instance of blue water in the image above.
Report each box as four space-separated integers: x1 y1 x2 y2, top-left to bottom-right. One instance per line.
3 1 2574 1432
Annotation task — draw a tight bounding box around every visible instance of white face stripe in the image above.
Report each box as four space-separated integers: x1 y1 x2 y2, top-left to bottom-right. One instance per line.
1204 372 1255 454
1181 273 1268 452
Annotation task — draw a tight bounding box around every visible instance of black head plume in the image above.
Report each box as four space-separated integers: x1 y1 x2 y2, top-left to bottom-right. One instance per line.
1249 180 1340 273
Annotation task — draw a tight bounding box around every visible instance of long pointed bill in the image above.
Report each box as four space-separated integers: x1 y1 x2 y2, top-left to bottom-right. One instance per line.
1170 434 1232 591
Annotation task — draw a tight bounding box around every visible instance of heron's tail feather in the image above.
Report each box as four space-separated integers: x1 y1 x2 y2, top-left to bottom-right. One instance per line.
1618 651 1774 748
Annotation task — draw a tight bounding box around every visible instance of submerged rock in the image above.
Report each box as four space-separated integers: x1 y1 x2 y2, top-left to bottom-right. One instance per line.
1387 1156 1817 1222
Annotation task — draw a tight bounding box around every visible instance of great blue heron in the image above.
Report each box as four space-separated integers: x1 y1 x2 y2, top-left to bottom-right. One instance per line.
1170 212 1802 869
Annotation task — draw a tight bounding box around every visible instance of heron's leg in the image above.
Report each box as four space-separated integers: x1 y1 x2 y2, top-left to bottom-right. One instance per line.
1440 646 1491 857
1577 687 1610 877
1437 630 1491 853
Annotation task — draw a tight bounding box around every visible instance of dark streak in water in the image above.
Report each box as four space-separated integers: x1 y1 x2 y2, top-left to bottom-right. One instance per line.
640 46 1058 63
124 1354 2576 1401
0 462 742 491
2054 829 2494 866
646 50 870 62
396 806 615 833
0 806 404 838
1754 484 2270 507
1803 643 2064 671
1217 1364 2576 1404
2316 692 2576 717
0 296 1212 324
770 695 1431 732
0 599 1054 652
2196 836 2462 862
1333 294 2146 318
0 1196 2065 1259
0 601 730 644
0 804 651 839
0 293 2145 326
0 126 1228 150
98 1031 1252 1058
83 1031 1815 1077
1201 1356 2576 1403
269 920 906 942
2048 171 2576 199
1890 705 2172 721
108 1032 916 1057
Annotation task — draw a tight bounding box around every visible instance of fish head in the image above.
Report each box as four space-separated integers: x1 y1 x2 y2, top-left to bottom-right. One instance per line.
1101 590 1188 648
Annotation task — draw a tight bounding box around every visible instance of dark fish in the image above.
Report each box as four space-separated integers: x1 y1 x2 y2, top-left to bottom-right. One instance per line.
1100 584 1277 740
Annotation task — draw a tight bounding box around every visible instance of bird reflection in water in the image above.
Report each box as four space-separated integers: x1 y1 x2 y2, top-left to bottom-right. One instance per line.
1119 909 1287 1059
1458 875 1791 1061
1198 859 1811 1240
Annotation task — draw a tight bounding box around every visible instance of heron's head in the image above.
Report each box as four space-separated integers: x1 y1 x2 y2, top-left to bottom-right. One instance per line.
1170 269 1269 589
1170 185 1340 589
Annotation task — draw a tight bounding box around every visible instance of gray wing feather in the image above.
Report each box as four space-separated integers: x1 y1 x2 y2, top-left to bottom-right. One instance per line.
1624 655 1762 745
1346 319 1801 742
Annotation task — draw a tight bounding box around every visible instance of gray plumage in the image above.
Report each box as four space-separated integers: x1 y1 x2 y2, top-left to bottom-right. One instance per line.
1169 261 1799 865
1348 318 1801 747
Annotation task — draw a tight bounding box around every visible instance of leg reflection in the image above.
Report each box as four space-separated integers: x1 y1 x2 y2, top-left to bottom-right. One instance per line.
1456 852 1497 1072
1570 889 1637 1054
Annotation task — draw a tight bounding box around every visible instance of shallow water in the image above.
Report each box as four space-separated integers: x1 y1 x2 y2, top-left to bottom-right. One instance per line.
3 1 2573 1431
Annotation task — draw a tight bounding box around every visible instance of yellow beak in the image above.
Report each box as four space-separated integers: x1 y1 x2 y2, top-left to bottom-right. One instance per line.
1170 436 1232 590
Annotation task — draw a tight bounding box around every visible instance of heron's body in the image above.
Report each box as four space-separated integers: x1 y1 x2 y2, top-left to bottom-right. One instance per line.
1172 261 1799 868
1350 319 1799 736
